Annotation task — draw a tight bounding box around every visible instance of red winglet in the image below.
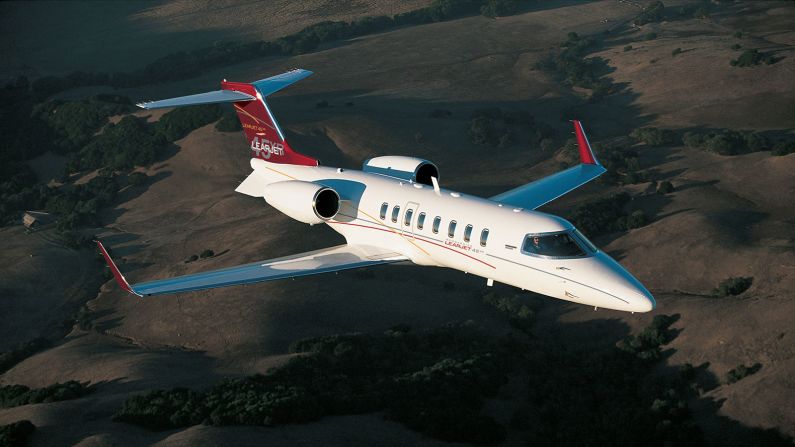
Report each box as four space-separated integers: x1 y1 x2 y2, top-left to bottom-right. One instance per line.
95 241 141 297
572 120 599 165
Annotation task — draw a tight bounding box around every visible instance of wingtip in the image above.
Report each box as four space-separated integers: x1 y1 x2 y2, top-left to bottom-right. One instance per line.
95 240 141 297
571 120 599 165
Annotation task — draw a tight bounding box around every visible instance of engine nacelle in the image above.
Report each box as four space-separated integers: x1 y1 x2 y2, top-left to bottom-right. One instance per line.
263 180 340 224
362 156 439 186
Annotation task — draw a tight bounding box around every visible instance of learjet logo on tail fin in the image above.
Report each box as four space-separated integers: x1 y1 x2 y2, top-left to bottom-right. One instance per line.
250 137 285 160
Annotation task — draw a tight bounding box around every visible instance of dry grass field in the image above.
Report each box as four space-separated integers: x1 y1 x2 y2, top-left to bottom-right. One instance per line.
1 1 793 445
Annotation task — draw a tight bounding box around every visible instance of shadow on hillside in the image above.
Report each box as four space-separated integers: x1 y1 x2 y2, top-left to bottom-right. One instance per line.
112 170 173 207
531 301 793 446
276 82 651 192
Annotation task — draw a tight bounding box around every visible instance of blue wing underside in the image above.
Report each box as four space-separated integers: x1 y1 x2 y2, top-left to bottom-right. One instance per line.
489 120 606 209
490 163 607 210
97 242 406 297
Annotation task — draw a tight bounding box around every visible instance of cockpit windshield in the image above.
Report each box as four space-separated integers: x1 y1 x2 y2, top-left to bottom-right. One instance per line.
521 231 595 258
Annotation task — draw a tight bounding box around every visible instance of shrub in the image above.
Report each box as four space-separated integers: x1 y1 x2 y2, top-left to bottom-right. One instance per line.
468 116 495 145
481 291 536 334
498 133 512 148
772 141 795 156
626 210 648 229
671 47 682 56
725 363 761 384
634 1 665 26
315 100 329 109
569 192 632 236
683 129 771 156
731 43 741 50
0 381 92 408
69 116 166 171
731 49 777 67
537 31 610 96
429 109 452 118
644 32 658 41
618 314 677 360
624 45 633 52
0 338 49 374
480 0 518 18
115 324 512 445
657 181 675 194
630 127 676 146
127 172 147 186
154 104 221 142
185 254 198 263
33 96 132 154
712 277 753 297
199 249 214 259
0 420 35 447
215 113 242 132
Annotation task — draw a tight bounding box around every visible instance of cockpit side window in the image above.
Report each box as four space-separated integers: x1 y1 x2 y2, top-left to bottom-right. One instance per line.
571 229 597 254
521 231 589 258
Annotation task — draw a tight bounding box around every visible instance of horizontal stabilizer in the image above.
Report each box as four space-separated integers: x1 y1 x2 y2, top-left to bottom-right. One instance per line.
249 69 313 97
235 170 270 197
137 89 255 110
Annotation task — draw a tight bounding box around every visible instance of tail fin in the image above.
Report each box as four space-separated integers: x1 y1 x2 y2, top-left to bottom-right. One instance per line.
137 69 318 166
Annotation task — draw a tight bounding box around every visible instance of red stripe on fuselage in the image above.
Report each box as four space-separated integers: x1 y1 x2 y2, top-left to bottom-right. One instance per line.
328 221 495 269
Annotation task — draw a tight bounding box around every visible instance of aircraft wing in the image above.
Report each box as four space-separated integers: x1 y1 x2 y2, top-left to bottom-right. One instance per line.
96 241 406 297
489 120 606 210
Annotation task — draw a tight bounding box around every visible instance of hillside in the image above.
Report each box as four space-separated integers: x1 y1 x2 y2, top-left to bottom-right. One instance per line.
1 1 793 446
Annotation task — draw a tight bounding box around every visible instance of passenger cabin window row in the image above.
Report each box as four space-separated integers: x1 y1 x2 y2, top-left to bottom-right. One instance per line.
378 203 490 247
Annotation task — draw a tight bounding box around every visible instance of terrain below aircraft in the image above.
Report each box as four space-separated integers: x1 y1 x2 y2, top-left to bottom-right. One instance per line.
97 69 656 313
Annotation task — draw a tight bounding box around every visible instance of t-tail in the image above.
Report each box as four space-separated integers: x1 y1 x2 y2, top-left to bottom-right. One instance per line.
137 69 318 166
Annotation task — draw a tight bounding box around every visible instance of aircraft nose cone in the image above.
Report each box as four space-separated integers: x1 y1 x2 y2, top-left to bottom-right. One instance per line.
594 252 656 313
628 288 656 313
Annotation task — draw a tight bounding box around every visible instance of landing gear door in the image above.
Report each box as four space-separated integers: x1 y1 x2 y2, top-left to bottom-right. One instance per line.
403 201 420 238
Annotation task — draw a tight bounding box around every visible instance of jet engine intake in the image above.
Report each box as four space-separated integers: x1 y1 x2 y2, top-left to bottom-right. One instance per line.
263 180 340 224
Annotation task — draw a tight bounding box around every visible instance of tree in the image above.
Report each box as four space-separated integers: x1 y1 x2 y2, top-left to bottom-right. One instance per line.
657 181 675 194
127 172 147 186
626 210 648 229
0 420 35 447
480 0 518 18
199 249 214 258
712 277 753 297
630 127 676 146
731 49 777 67
634 1 665 26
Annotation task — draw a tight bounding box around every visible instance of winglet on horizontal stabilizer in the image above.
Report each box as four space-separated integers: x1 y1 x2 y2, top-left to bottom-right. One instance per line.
572 120 599 165
95 240 141 297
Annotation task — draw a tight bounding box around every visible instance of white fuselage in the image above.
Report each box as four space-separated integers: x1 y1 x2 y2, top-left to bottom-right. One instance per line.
248 158 655 313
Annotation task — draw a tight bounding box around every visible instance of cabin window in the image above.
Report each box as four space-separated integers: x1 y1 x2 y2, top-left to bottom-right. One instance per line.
464 224 473 242
521 231 590 258
432 216 441 234
480 229 490 247
448 220 457 238
391 205 400 223
380 203 388 220
404 208 413 226
417 212 426 230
